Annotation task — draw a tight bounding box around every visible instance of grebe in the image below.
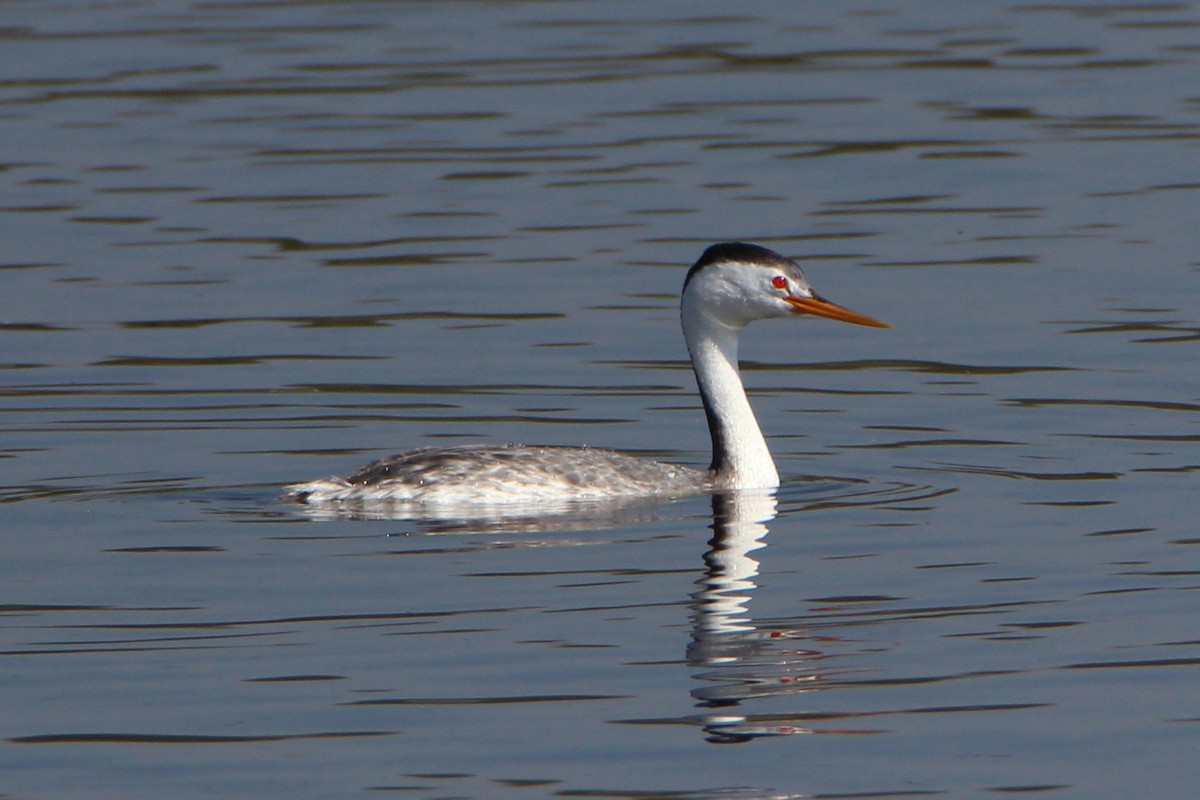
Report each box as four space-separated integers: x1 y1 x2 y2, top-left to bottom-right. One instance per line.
286 243 888 508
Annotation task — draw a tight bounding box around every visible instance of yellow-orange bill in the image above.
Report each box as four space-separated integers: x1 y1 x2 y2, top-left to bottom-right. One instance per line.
784 294 891 328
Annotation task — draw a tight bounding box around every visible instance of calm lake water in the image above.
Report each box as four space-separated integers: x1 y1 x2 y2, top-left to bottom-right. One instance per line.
2 1 1199 798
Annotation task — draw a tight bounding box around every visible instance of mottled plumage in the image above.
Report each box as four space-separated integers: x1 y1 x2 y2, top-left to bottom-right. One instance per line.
287 444 709 505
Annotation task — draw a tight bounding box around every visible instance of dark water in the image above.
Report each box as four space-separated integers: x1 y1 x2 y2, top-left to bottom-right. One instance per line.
2 2 1199 798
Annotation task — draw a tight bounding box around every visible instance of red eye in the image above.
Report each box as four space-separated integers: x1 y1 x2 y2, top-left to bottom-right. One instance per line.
771 275 788 290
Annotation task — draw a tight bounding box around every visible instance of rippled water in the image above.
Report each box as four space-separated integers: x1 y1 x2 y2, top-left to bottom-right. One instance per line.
2 2 1199 798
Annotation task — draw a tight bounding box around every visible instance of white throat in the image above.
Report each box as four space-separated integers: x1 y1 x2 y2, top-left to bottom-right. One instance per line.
681 299 780 490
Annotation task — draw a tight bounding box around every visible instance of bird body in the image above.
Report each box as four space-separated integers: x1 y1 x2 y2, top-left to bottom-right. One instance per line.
286 243 888 510
288 444 710 505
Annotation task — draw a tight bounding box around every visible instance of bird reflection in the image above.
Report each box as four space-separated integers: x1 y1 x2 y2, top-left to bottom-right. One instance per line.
688 490 835 744
283 479 873 744
689 491 775 654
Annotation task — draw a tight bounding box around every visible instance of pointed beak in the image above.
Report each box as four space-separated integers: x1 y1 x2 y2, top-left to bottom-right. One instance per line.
784 293 890 328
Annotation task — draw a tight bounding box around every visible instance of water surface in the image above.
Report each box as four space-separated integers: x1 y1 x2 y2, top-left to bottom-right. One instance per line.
2 2 1199 798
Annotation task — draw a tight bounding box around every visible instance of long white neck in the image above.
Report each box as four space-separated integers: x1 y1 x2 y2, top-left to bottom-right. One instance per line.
681 304 780 490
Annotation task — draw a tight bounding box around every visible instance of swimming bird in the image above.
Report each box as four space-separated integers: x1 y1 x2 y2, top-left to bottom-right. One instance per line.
286 243 888 509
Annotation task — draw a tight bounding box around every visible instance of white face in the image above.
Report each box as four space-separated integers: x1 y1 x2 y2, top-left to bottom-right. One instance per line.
682 259 815 329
